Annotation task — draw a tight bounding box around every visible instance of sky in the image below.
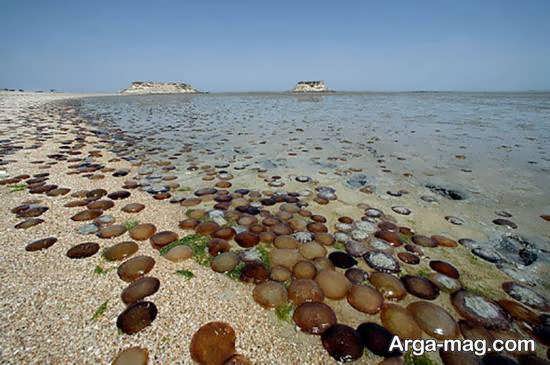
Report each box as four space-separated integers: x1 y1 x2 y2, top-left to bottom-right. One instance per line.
1 0 549 92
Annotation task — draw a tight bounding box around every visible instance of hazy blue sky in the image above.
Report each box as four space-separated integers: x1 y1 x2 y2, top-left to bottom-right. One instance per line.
1 0 549 92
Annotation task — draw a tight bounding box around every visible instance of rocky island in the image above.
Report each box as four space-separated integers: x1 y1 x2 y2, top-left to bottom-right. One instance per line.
121 81 198 94
292 80 329 92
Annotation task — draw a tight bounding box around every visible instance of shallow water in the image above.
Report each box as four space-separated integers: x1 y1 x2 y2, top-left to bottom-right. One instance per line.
73 92 550 272
2 91 549 363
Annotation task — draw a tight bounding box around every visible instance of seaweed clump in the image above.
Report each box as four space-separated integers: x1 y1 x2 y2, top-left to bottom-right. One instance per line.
9 183 27 192
226 262 245 280
123 219 139 230
159 234 210 266
175 269 194 280
275 302 295 323
257 245 271 269
92 300 108 320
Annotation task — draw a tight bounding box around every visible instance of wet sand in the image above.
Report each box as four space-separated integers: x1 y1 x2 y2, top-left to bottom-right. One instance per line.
0 92 548 364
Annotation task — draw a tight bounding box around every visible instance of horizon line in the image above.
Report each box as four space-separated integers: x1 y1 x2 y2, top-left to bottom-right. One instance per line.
3 88 550 94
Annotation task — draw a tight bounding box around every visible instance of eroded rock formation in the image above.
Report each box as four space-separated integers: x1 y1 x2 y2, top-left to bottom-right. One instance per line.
121 81 198 94
292 80 329 92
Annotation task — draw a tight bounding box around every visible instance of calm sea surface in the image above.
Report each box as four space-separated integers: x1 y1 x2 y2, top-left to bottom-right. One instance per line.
73 92 550 253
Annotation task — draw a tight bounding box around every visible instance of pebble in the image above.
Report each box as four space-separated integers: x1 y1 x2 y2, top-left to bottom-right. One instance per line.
427 273 461 293
364 251 400 273
293 302 337 334
431 235 458 247
328 251 357 268
66 242 100 259
252 281 288 308
292 261 317 279
240 262 269 283
25 237 57 251
78 223 98 235
401 275 440 300
87 199 114 210
117 255 155 282
150 230 178 249
121 203 145 213
471 246 502 263
347 285 383 314
108 190 131 200
15 218 44 229
190 322 236 365
315 269 352 300
129 223 157 241
234 231 260 248
492 218 518 229
356 322 402 358
391 206 411 215
498 299 540 324
116 301 157 334
71 209 103 221
380 303 422 339
270 266 292 282
321 324 363 362
121 276 160 305
164 245 193 262
344 268 369 285
97 224 127 239
287 278 325 305
397 252 420 265
365 208 382 218
502 282 549 311
369 272 407 300
451 290 509 330
270 248 301 269
345 240 369 257
458 238 479 249
407 301 459 339
412 235 437 247
112 347 149 365
103 241 138 261
429 260 460 279
445 216 464 225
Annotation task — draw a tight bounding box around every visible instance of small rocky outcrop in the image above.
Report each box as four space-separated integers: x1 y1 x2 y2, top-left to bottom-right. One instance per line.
292 80 329 93
121 81 198 94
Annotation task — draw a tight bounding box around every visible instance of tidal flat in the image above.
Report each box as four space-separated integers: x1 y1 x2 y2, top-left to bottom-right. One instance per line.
0 91 548 364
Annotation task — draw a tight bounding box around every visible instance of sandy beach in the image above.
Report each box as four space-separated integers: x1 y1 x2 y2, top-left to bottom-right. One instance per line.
0 92 548 364
0 92 335 364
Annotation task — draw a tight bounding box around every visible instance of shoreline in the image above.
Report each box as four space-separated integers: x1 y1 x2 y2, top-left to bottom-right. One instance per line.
0 93 334 364
0 92 548 364
4 90 550 97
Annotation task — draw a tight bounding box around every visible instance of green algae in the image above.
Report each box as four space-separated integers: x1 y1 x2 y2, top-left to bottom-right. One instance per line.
123 218 139 230
257 245 271 269
416 267 431 278
275 302 295 323
8 183 27 192
465 284 501 300
92 300 108 321
94 265 113 274
399 233 413 244
226 262 245 280
159 234 210 266
175 269 194 280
